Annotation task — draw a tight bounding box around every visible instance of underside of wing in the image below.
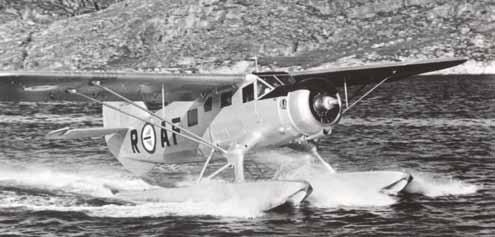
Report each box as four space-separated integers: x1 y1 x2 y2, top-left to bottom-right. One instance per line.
0 71 244 102
290 57 467 86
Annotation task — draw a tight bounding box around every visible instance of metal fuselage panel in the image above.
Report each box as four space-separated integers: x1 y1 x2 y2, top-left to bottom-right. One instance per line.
109 74 326 164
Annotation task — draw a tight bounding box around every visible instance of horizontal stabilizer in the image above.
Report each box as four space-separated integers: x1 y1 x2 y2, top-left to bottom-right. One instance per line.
46 127 128 139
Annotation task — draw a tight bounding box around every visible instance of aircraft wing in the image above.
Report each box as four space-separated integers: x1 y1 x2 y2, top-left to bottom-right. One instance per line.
290 57 467 86
0 71 244 102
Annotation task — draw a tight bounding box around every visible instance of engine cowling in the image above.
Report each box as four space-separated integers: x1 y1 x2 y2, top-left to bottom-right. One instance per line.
286 80 342 135
310 91 342 125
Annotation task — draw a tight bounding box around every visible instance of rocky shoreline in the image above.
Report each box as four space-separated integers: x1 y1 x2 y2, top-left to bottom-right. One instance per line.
0 0 493 72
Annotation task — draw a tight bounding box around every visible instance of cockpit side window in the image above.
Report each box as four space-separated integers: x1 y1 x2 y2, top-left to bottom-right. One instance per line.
220 91 232 107
263 76 283 87
242 83 254 103
256 80 271 98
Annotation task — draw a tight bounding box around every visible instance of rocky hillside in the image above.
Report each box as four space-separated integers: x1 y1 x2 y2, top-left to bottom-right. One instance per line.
0 0 494 72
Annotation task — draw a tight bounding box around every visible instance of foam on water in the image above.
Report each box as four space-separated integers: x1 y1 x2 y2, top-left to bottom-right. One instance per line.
0 165 481 219
0 154 479 219
256 150 479 207
0 165 150 198
0 165 267 218
404 171 479 197
258 150 398 208
279 164 397 208
2 200 264 218
0 193 265 218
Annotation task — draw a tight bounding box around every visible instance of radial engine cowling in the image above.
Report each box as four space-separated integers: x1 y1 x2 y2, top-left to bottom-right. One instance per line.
286 80 342 135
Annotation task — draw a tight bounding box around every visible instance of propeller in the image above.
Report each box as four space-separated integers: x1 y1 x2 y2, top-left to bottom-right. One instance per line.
310 92 342 125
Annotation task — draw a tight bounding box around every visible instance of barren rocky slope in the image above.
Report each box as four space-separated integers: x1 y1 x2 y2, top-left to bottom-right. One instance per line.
0 0 494 72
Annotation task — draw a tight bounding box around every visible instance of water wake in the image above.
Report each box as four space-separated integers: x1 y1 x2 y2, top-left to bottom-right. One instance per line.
256 150 479 208
278 164 397 208
0 160 479 218
0 165 149 198
1 197 264 218
0 166 268 218
257 150 398 208
404 171 479 197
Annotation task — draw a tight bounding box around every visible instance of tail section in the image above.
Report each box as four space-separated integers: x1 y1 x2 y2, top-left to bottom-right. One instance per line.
102 102 156 177
44 101 156 177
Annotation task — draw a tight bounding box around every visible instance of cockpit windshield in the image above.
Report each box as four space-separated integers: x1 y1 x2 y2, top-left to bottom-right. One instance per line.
257 80 271 98
254 72 294 98
254 72 293 88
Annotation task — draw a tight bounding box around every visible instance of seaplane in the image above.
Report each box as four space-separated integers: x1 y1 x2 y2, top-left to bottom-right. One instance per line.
0 57 467 211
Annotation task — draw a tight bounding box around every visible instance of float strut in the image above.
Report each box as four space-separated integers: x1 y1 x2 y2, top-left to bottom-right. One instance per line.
197 149 215 183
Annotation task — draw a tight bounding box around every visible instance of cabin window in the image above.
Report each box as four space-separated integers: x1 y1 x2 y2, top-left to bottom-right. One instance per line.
187 108 198 127
204 97 212 112
220 91 232 107
242 83 254 103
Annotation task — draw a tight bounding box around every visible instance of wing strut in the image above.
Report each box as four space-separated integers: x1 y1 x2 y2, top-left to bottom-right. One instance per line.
89 81 226 154
342 72 395 114
67 88 227 154
161 83 166 119
344 78 349 108
207 163 232 180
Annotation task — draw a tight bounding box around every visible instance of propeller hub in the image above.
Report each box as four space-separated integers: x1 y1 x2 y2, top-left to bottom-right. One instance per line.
310 93 342 125
313 95 339 113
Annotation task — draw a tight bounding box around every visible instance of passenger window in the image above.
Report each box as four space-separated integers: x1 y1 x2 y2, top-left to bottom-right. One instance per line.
204 97 212 112
220 91 232 107
187 108 198 127
242 84 254 103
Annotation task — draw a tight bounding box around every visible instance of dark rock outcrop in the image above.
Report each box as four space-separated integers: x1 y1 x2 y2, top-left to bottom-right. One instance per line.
0 0 493 71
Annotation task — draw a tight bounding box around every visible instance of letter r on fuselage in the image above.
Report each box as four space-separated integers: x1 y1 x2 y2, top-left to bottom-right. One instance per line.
130 129 140 153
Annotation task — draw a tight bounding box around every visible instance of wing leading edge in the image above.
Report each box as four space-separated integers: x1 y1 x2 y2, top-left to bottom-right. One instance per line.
0 71 244 102
290 57 468 86
0 58 466 102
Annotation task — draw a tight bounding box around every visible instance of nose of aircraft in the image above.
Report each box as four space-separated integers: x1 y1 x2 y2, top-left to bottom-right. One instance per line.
313 95 339 113
310 92 342 125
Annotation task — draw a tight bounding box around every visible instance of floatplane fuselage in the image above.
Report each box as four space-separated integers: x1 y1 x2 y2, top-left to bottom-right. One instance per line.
0 57 467 211
99 73 341 180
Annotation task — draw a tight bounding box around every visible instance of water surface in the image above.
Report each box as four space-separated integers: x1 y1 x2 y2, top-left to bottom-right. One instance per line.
0 75 494 236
